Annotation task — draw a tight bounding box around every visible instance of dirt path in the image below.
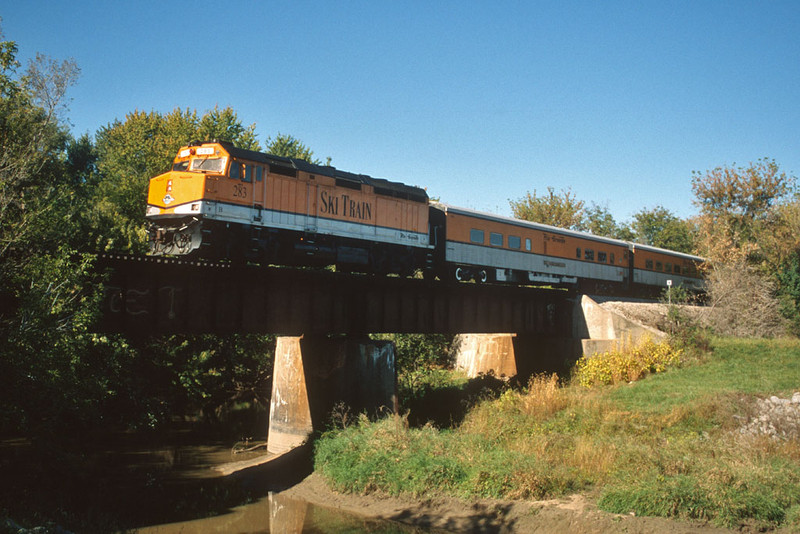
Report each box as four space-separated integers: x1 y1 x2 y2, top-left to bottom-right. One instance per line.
283 473 742 533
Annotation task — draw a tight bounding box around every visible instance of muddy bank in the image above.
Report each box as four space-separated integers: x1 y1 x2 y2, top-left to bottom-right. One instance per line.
284 473 758 534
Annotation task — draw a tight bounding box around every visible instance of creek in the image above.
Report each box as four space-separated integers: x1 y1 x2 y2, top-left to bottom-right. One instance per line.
113 437 438 533
1 433 441 533
134 491 431 533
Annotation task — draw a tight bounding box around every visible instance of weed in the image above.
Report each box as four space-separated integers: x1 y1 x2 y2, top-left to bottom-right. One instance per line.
519 374 567 419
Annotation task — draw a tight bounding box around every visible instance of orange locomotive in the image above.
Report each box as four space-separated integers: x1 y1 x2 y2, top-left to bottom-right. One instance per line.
147 141 432 275
147 141 704 296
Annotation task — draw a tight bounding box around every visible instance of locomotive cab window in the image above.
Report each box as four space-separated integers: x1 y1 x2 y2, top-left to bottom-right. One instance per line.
190 157 226 173
173 161 189 171
509 235 521 249
470 229 485 244
490 232 503 247
243 165 253 183
256 166 263 181
229 162 241 179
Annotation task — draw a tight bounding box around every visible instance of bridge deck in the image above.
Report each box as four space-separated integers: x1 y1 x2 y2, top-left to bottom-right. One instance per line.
97 255 573 336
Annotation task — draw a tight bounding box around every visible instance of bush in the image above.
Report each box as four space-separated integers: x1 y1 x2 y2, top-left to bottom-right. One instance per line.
704 261 788 338
664 305 712 353
573 338 683 388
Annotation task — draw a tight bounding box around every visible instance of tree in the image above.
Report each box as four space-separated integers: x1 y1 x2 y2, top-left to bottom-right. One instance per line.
509 187 585 230
692 159 795 262
583 203 635 240
266 133 322 164
510 190 634 240
691 159 800 334
91 106 261 253
197 104 260 150
630 206 695 253
0 48 79 258
0 28 109 436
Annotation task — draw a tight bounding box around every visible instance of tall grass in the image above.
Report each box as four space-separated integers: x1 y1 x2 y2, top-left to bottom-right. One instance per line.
314 338 800 530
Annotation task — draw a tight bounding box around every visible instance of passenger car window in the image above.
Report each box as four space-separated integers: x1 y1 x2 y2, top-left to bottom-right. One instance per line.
598 251 607 263
490 232 503 247
576 248 581 259
584 249 594 261
525 238 532 251
508 236 521 249
470 229 485 244
646 260 654 269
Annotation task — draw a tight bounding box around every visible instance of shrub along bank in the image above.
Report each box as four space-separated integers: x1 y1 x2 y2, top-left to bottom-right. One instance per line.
314 338 800 530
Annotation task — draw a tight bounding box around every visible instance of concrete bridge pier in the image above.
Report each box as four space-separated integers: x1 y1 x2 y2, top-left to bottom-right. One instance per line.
452 334 518 379
453 333 581 381
452 296 666 382
267 335 397 454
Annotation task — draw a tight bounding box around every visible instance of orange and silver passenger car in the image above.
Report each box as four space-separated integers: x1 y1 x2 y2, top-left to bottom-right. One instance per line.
430 204 704 295
147 141 432 274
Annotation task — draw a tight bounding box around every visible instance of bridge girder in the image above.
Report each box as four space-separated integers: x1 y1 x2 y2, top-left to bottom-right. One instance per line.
97 255 573 336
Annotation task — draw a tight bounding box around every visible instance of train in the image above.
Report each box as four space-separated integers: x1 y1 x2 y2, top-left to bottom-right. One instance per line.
146 141 704 296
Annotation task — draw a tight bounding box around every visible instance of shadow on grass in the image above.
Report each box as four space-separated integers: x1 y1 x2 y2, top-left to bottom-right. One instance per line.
402 373 514 429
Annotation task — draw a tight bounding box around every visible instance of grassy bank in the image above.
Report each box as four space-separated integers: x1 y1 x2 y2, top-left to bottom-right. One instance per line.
314 338 800 530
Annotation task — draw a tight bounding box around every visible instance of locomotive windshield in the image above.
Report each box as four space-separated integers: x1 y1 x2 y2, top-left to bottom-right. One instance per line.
189 157 226 173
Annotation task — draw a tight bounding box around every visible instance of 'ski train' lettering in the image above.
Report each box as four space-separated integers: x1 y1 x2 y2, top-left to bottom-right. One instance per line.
319 190 372 221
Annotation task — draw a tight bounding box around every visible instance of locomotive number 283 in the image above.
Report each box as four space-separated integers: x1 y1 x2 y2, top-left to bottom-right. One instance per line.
232 184 248 199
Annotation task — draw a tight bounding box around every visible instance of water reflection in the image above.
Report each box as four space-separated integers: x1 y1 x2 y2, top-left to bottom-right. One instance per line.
136 491 437 533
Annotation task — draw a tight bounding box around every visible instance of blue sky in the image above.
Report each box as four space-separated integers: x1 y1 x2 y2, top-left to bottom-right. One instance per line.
3 1 799 222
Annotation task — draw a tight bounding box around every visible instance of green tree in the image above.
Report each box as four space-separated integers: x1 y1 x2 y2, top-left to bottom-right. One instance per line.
90 106 261 253
509 186 585 230
630 206 695 253
266 132 321 164
582 203 635 240
197 104 260 150
0 28 108 435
